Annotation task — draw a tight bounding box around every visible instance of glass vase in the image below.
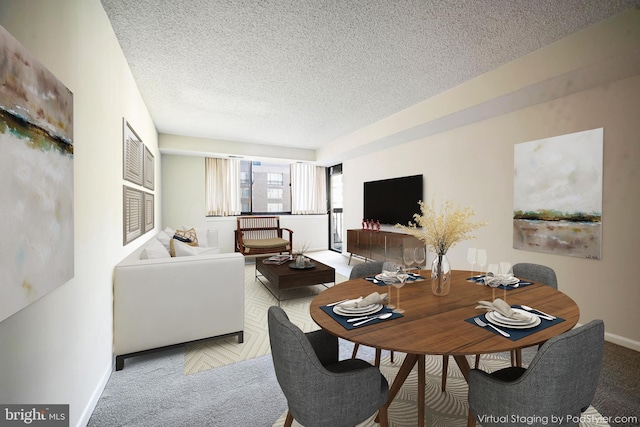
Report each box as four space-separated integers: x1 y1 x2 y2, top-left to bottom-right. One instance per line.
431 254 451 296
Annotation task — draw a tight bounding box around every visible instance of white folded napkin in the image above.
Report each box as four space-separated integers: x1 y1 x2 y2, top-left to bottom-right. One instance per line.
339 292 387 308
476 298 529 321
379 270 397 279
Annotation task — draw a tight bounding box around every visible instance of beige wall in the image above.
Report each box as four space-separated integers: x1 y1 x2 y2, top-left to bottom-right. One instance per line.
0 1 159 425
342 73 640 348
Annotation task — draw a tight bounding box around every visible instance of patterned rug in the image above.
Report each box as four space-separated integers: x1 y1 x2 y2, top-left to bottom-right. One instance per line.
271 353 609 427
184 263 341 375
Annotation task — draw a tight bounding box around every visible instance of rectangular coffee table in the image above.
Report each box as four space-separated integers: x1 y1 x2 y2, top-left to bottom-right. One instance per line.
255 256 335 304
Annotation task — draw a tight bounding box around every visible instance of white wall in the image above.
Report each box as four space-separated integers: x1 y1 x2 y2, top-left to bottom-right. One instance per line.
161 154 329 253
341 73 640 349
0 1 159 426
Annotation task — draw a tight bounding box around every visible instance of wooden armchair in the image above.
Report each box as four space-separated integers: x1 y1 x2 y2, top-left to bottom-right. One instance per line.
234 216 293 255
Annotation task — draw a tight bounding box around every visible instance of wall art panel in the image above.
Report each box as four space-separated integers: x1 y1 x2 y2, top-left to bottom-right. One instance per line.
513 128 603 259
0 25 74 322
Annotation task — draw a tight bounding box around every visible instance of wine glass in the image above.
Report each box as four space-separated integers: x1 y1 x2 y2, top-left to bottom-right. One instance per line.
499 262 512 276
476 249 487 276
467 248 477 280
382 263 398 309
394 270 409 313
486 263 499 300
499 261 513 301
403 248 415 271
414 247 426 270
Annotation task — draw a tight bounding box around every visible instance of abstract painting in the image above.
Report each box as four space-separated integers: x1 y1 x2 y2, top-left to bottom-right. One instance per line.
0 25 74 322
513 128 603 259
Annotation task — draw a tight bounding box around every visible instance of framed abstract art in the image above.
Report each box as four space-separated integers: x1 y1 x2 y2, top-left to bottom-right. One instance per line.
513 128 603 259
0 25 74 321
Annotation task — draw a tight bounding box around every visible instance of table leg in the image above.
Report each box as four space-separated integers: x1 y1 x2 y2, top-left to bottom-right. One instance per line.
453 355 471 382
418 355 426 427
375 353 419 426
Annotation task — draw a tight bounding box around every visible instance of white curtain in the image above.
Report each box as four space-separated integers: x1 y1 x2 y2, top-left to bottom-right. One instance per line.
205 158 242 216
291 163 327 214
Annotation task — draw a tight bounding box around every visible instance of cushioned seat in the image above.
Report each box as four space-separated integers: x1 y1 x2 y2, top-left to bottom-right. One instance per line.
268 306 389 427
243 237 290 251
468 319 605 426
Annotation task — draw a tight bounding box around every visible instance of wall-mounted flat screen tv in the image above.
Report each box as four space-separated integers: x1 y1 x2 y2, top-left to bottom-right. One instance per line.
363 174 423 225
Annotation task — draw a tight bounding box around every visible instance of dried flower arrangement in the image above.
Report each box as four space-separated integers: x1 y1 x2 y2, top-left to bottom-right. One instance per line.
395 198 488 256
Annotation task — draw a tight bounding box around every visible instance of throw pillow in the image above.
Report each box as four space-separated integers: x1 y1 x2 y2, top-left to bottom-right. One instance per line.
173 228 198 246
181 226 218 248
156 230 172 252
140 237 171 259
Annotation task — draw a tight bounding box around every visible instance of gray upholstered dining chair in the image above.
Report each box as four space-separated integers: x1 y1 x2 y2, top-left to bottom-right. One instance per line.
513 263 558 289
468 319 604 427
267 306 389 427
511 263 558 366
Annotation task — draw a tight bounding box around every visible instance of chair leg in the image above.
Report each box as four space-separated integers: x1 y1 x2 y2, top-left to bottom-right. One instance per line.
284 410 293 427
441 355 449 391
390 350 395 364
474 354 480 368
351 343 360 359
467 409 476 427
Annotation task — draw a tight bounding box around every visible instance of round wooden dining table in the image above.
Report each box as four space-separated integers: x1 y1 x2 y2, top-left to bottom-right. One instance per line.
310 270 580 427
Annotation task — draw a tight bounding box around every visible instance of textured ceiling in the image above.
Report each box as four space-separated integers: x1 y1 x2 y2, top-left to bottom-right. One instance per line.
101 0 638 150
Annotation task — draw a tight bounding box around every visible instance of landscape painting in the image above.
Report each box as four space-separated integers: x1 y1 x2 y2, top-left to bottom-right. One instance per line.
513 128 603 259
0 25 74 322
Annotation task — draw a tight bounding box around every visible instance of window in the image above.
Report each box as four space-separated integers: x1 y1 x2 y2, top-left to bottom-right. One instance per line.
267 203 284 212
205 158 326 216
240 161 291 214
268 188 283 199
267 173 284 186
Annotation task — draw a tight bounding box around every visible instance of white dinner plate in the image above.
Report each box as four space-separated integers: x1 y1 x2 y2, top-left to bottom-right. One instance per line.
333 304 383 317
491 308 536 325
335 303 381 314
375 273 398 283
486 311 541 329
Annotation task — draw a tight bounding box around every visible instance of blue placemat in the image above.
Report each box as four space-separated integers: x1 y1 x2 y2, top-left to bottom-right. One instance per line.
320 305 403 330
465 306 564 341
466 275 534 290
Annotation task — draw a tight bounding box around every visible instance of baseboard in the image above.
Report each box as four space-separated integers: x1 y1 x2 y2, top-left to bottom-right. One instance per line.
575 322 640 352
605 331 640 352
76 360 112 427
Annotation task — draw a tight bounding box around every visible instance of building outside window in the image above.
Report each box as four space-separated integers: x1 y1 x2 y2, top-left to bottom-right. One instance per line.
268 188 283 199
240 161 291 214
267 203 284 212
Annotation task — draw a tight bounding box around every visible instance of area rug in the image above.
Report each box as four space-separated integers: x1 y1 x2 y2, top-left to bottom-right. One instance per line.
272 353 610 427
184 263 344 375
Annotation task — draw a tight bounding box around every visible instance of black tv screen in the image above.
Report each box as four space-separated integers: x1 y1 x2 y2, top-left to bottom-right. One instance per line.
363 174 423 225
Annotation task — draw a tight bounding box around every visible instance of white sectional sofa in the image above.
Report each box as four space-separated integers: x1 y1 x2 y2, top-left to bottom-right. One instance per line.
113 227 245 370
